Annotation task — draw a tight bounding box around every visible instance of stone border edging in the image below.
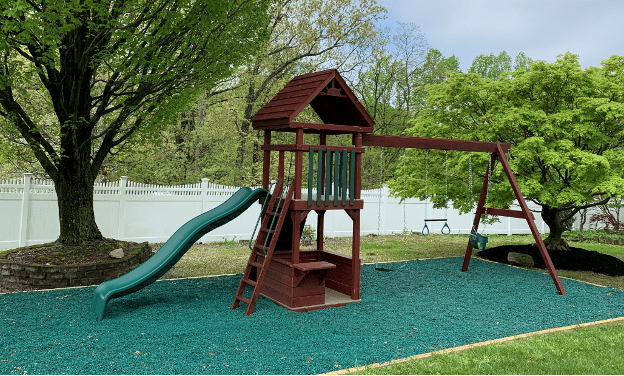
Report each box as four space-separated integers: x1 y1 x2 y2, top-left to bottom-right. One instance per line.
567 234 624 246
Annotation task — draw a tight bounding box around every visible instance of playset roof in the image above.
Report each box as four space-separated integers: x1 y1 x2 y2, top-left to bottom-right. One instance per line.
251 69 374 134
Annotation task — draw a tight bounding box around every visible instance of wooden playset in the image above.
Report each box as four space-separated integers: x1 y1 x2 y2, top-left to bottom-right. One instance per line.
231 69 566 316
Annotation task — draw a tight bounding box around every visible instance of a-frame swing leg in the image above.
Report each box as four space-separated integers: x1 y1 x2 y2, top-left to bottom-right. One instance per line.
494 145 566 295
461 152 496 272
462 146 566 296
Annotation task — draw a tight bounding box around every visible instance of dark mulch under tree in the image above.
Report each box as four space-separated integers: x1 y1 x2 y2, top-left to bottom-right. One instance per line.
477 244 624 276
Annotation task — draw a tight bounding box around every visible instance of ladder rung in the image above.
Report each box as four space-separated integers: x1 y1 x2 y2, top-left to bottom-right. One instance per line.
259 226 274 234
238 296 251 305
249 261 263 268
242 278 257 286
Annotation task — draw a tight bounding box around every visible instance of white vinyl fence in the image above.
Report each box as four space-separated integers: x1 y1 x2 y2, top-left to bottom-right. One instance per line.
0 173 548 250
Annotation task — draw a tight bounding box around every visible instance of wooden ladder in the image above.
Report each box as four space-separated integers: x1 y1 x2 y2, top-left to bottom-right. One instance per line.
231 179 294 315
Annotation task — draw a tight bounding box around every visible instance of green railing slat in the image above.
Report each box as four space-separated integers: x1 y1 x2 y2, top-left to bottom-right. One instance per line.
325 150 332 206
334 150 340 206
349 150 355 206
341 149 347 206
317 148 323 204
308 147 313 206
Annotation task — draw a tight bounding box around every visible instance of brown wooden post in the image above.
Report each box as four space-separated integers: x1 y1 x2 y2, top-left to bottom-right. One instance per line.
495 145 566 295
320 132 327 196
294 129 304 200
278 150 285 183
462 152 496 272
346 209 361 300
263 131 271 190
353 133 363 199
316 210 325 251
291 210 302 264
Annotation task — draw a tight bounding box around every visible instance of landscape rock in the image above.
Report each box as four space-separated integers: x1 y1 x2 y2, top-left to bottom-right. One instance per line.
109 248 125 259
507 252 535 267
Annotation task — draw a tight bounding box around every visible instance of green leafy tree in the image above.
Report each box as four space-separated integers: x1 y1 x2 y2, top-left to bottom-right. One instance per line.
352 43 459 189
122 0 385 187
410 48 461 115
231 0 384 185
0 0 272 244
468 51 512 80
392 53 624 250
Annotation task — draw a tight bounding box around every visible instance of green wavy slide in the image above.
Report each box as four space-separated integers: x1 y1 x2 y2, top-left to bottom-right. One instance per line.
92 187 269 321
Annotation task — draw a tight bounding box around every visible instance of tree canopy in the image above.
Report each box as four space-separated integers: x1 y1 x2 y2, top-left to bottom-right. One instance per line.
94 0 386 187
391 53 624 250
0 0 272 244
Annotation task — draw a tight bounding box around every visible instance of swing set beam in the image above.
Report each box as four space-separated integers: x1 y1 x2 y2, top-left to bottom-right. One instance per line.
362 134 510 153
362 134 566 296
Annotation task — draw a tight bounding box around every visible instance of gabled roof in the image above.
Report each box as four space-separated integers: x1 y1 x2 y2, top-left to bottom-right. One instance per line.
251 69 374 133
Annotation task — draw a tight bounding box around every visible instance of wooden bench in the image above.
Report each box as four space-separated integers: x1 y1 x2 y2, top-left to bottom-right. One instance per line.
293 261 336 272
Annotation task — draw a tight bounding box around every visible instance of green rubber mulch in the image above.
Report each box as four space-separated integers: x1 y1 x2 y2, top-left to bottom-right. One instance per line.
2 258 624 375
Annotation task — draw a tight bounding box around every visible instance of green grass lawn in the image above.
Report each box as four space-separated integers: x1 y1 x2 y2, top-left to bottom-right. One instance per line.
155 231 624 375
352 322 624 375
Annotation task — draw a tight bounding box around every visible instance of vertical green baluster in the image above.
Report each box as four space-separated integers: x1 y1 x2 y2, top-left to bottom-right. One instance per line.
325 150 332 206
308 147 313 206
349 150 355 206
317 148 323 204
333 150 340 206
341 149 347 206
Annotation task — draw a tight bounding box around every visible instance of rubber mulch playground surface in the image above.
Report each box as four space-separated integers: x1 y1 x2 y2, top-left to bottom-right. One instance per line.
2 258 624 375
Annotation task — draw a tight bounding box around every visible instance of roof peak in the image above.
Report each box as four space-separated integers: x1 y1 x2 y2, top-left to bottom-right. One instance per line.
251 69 374 134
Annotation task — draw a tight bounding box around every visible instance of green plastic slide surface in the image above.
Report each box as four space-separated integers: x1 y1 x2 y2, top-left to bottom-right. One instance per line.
92 187 268 321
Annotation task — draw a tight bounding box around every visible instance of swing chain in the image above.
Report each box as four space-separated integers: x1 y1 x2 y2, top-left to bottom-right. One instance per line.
403 148 407 235
377 146 384 241
403 148 408 263
480 154 495 233
422 150 429 235
444 150 448 220
468 152 473 206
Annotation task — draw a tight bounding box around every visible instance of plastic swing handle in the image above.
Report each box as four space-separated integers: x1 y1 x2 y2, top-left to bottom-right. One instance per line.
441 222 451 235
422 223 430 236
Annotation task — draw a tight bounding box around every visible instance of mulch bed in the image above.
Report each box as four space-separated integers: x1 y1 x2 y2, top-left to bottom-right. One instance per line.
477 244 624 276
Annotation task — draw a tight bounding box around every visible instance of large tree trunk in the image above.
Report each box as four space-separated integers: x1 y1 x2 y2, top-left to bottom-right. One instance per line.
55 174 103 245
541 205 570 251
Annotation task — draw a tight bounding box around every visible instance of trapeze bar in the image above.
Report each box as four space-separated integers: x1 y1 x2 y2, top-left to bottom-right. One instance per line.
361 134 511 154
424 219 448 222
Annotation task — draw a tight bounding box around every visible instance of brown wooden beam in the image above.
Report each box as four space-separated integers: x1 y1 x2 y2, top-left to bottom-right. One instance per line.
346 209 361 300
481 207 533 219
494 144 566 296
263 131 271 190
362 134 511 153
290 122 371 133
262 144 365 153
